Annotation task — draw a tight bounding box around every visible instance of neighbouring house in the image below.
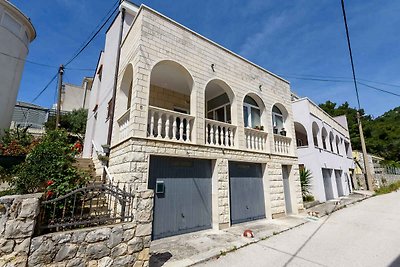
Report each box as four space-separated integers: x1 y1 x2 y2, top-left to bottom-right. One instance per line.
353 151 400 189
57 77 93 112
292 95 354 202
83 2 303 240
10 101 48 136
0 0 36 133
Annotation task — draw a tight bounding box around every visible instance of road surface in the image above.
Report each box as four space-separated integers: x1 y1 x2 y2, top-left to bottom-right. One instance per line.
198 191 400 267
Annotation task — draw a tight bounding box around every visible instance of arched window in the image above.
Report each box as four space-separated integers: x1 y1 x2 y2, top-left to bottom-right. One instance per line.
272 105 284 134
243 95 261 128
205 79 234 123
321 127 328 150
329 132 334 152
294 122 308 147
312 122 319 147
335 136 340 154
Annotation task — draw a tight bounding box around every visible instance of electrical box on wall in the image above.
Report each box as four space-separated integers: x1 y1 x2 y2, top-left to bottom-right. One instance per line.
156 180 165 194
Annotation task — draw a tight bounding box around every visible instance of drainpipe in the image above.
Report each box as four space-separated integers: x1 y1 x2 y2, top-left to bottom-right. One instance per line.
105 3 126 169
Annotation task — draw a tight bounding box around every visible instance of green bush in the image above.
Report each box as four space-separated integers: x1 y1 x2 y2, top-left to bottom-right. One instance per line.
11 130 87 195
303 195 315 202
375 181 400 195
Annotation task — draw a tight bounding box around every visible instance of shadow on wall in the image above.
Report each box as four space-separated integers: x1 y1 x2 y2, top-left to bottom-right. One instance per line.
389 255 400 267
149 252 173 267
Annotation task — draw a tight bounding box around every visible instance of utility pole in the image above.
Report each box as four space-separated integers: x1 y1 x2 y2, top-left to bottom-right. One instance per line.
340 0 374 191
56 64 64 129
357 111 374 190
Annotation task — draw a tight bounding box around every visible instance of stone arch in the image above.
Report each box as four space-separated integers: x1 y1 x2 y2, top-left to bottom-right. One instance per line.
294 121 308 147
312 121 320 147
271 103 289 135
242 93 266 129
149 60 194 114
321 127 328 150
205 79 236 124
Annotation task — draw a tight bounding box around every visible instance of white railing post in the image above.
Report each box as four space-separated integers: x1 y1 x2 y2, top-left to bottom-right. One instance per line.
165 115 170 140
157 114 162 139
150 110 155 138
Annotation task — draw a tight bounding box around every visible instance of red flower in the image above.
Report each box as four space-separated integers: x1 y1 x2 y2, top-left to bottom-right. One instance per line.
46 180 54 186
47 191 53 198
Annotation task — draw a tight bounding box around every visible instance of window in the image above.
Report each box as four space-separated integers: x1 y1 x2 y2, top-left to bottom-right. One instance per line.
272 106 284 134
106 99 112 121
127 81 132 110
207 104 231 123
243 96 260 128
97 65 103 81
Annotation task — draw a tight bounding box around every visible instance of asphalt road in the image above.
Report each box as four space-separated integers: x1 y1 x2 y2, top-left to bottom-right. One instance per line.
198 191 400 267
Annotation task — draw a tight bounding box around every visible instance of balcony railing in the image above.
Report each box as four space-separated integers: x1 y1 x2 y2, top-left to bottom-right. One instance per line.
245 127 268 151
148 106 195 143
205 119 236 148
274 134 292 154
117 109 130 141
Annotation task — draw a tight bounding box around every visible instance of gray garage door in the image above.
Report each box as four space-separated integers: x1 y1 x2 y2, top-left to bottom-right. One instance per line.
229 162 265 224
149 156 212 240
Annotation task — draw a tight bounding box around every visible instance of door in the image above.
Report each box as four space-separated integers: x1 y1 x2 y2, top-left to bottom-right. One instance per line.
229 162 265 224
282 165 293 214
335 170 344 197
322 168 334 200
149 156 212 240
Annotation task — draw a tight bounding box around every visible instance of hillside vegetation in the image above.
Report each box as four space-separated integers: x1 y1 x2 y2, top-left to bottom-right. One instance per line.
319 101 400 164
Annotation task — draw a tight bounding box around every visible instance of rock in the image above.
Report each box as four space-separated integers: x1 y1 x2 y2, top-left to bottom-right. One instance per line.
139 190 154 199
28 238 56 266
136 210 152 223
71 231 87 243
54 244 78 262
122 223 136 230
107 226 123 248
66 257 85 267
52 233 72 244
29 236 44 253
14 238 30 256
88 260 98 267
111 255 135 267
138 248 149 261
86 242 110 260
136 223 151 237
47 262 67 267
142 236 151 247
123 228 136 241
127 237 143 254
98 256 113 267
111 243 127 257
0 238 15 254
18 198 39 219
133 261 144 267
4 219 35 238
85 228 111 243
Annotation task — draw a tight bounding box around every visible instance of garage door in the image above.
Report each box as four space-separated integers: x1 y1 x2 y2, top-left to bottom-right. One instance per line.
229 162 265 224
149 156 212 240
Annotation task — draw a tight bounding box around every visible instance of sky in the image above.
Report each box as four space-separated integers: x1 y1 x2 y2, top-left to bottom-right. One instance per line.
10 0 400 117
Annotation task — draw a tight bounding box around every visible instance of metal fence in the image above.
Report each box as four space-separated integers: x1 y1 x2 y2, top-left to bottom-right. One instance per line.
37 182 135 235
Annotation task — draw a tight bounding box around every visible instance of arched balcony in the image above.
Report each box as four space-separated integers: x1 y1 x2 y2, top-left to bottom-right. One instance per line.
321 127 328 150
147 60 195 143
294 122 308 147
205 79 236 148
272 103 292 154
312 122 320 148
329 131 334 153
243 94 268 151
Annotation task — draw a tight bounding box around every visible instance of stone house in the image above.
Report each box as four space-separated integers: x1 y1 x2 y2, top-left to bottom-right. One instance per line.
292 95 354 202
83 2 303 240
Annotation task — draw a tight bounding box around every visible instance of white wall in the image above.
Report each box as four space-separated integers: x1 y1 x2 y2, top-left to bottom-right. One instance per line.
0 2 35 133
293 98 354 202
82 4 138 157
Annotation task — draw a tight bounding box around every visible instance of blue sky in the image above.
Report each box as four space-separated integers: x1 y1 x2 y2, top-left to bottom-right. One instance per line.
11 0 400 117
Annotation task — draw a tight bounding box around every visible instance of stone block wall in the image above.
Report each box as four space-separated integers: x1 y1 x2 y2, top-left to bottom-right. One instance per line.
0 190 153 267
0 193 41 267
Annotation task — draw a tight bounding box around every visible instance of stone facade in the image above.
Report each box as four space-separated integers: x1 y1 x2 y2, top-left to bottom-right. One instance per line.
0 193 41 267
0 191 153 267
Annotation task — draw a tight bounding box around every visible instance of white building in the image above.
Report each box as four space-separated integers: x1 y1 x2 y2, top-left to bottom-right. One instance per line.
292 96 354 202
60 77 93 112
0 0 35 133
84 2 303 240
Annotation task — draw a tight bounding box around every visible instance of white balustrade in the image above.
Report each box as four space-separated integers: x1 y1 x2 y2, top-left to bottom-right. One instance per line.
147 106 194 143
244 127 268 151
273 134 292 154
205 119 236 148
117 109 130 141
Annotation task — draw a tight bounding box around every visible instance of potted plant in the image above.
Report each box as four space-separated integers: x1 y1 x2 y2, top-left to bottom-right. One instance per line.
280 128 287 136
273 126 278 134
253 125 260 130
260 125 264 131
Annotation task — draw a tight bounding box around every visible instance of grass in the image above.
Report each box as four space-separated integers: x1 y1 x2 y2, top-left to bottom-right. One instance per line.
375 181 400 195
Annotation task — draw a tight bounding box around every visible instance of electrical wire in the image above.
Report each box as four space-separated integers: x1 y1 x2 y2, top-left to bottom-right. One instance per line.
31 73 58 103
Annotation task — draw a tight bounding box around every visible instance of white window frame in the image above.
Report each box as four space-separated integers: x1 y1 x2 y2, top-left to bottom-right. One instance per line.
243 102 260 128
272 112 284 131
207 103 230 123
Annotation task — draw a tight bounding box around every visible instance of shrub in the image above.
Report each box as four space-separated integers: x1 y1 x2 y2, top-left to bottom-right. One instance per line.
303 195 315 202
300 167 313 199
375 181 400 195
0 127 37 156
11 130 88 195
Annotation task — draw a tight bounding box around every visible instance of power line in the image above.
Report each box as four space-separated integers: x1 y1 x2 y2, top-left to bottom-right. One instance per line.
358 82 400 97
31 73 58 103
64 1 119 67
340 0 361 110
0 51 58 68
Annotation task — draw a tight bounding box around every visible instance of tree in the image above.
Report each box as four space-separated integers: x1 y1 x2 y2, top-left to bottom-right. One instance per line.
45 108 88 140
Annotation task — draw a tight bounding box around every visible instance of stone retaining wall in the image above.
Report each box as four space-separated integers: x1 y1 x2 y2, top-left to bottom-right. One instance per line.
0 190 153 267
